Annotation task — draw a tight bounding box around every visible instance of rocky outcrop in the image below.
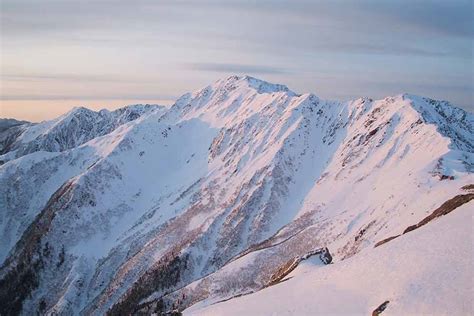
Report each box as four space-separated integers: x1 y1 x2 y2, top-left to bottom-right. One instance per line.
318 247 333 264
374 235 400 248
375 192 474 248
372 300 390 316
268 247 332 286
461 184 474 191
403 193 474 234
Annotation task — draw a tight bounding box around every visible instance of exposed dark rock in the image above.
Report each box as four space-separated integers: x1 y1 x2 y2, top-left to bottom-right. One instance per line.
268 247 332 286
403 193 474 234
372 300 389 316
355 220 376 242
268 258 300 286
374 235 400 248
461 184 474 191
439 174 455 180
367 127 379 138
375 193 473 248
319 247 332 264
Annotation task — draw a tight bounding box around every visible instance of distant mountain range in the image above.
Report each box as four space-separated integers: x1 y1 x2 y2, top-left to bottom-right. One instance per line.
0 75 472 315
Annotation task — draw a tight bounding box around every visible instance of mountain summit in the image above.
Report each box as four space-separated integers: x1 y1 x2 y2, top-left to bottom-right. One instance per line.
0 76 472 315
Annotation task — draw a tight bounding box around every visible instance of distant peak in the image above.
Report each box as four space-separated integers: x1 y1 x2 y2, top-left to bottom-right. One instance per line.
397 93 468 114
66 106 93 116
115 103 164 112
215 74 295 95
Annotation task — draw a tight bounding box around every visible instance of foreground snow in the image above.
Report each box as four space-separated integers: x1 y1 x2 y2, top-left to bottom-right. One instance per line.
187 201 474 315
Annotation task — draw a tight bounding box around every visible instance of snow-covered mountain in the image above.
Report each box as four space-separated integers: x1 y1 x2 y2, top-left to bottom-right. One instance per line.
0 104 164 163
0 118 29 133
0 75 472 316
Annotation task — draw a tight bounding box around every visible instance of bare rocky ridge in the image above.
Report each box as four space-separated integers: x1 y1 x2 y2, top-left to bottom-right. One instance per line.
374 190 474 248
0 75 472 315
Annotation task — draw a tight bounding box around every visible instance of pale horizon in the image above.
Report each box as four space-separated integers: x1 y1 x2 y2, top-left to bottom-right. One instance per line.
0 98 175 122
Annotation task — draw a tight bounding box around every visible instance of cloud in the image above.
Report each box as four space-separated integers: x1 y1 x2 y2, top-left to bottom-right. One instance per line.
1 74 130 83
2 0 471 57
1 0 471 114
0 94 176 101
355 0 474 38
186 63 290 75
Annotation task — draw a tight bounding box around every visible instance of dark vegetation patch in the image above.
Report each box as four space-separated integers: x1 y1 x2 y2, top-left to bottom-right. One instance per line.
0 260 41 315
108 254 189 316
0 180 74 315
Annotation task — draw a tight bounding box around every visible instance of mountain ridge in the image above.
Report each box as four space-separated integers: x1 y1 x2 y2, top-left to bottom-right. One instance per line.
0 104 165 162
0 75 472 315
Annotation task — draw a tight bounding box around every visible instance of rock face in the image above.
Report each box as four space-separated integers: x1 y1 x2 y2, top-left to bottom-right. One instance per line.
268 247 332 287
403 193 474 233
374 192 474 247
0 75 473 315
372 300 390 316
319 247 333 264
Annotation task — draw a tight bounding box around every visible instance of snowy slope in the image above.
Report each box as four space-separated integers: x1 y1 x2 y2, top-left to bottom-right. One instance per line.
0 119 30 159
0 104 164 161
187 200 473 316
0 104 167 264
0 118 29 133
0 75 472 315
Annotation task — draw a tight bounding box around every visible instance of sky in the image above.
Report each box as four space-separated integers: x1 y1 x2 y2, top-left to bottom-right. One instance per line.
1 0 473 122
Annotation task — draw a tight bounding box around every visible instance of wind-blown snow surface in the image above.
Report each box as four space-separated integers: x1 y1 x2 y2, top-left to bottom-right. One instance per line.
0 75 472 315
187 200 474 315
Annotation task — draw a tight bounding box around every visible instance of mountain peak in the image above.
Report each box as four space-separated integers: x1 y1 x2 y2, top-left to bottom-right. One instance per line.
67 106 93 115
215 74 295 95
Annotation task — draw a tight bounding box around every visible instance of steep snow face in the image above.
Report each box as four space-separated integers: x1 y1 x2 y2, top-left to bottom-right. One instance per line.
0 104 165 161
0 75 472 315
160 75 299 128
187 200 474 316
134 92 473 314
407 94 474 153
